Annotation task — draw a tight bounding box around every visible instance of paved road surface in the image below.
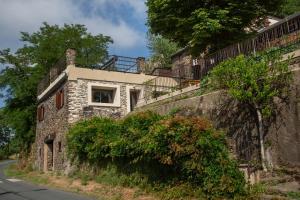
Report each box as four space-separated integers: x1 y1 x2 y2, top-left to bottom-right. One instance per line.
0 160 95 200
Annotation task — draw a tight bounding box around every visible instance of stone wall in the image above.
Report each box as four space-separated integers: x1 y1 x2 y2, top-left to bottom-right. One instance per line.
35 81 69 172
137 66 300 169
68 78 144 124
36 76 148 172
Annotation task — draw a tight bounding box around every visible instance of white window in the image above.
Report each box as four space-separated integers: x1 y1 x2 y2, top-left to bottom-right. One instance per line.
88 83 120 107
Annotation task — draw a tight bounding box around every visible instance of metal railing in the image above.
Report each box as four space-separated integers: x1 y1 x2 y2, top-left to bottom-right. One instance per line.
136 75 200 107
37 54 144 95
141 76 180 102
94 55 143 73
137 13 300 105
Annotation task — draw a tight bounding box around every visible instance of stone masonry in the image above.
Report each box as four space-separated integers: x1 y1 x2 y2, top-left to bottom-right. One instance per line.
35 81 69 172
36 73 146 172
68 79 142 123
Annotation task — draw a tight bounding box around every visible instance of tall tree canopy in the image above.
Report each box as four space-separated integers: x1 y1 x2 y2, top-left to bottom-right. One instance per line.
146 0 284 55
147 34 179 69
0 23 112 155
280 0 300 17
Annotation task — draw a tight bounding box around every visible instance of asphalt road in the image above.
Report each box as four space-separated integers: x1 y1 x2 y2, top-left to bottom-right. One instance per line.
0 160 95 200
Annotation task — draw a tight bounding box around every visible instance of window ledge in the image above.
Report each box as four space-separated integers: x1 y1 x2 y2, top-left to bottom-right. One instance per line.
88 102 121 107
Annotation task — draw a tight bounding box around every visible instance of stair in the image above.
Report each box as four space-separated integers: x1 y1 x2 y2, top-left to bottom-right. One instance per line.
260 169 300 200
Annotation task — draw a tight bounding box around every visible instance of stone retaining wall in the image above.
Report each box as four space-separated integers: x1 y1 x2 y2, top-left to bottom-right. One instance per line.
137 66 300 168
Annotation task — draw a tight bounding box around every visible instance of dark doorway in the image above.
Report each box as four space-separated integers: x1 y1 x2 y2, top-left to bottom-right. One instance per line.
44 139 54 171
130 90 140 112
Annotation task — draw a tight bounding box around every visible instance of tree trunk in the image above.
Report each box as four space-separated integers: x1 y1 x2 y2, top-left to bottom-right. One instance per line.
256 108 267 172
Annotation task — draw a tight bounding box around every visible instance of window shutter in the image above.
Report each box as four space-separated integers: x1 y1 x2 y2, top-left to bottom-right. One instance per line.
56 92 59 109
38 105 44 121
56 89 64 110
41 106 44 121
60 90 64 108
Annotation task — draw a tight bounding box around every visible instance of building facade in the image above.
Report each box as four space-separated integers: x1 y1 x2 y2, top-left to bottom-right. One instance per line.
35 49 165 172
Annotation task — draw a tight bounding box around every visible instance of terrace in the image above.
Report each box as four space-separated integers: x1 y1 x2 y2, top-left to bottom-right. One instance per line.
37 12 300 104
37 53 146 95
195 12 300 80
136 12 300 106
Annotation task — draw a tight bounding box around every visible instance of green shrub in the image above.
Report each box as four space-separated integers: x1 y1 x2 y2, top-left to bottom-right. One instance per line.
67 111 246 199
110 111 163 159
67 117 121 164
141 116 245 198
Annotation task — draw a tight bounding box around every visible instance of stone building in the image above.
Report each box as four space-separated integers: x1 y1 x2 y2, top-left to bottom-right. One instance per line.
35 49 177 172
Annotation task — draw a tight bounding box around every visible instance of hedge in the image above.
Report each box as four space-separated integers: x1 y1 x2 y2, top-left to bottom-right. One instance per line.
67 111 246 199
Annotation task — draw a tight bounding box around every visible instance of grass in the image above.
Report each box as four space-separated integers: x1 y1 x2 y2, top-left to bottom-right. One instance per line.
287 191 300 200
4 163 267 200
4 163 49 185
4 163 157 200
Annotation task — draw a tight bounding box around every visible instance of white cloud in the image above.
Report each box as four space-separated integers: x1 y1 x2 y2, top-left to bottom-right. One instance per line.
0 0 146 51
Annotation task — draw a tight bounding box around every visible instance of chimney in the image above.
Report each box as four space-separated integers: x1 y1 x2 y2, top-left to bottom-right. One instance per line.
136 57 146 73
66 49 76 66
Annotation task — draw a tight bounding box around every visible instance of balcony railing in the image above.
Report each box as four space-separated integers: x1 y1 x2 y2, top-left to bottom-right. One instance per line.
96 55 144 74
197 12 300 80
37 51 145 95
138 13 300 104
169 13 300 81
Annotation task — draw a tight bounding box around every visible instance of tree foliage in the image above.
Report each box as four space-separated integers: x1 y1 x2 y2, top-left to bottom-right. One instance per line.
0 110 14 160
210 51 291 117
0 23 112 155
279 0 300 17
147 34 179 68
210 50 292 170
146 0 284 55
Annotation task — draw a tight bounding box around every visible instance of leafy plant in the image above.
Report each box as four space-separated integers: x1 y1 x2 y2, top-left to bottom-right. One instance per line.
67 111 246 199
146 0 284 55
210 50 292 171
0 23 112 157
147 33 179 69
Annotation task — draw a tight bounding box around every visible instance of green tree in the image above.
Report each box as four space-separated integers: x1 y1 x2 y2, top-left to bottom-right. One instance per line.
210 51 292 171
147 34 179 69
0 110 14 159
146 0 284 55
0 23 112 156
280 0 300 17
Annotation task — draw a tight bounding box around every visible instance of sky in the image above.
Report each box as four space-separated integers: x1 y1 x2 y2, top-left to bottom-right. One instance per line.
0 0 149 57
0 0 149 107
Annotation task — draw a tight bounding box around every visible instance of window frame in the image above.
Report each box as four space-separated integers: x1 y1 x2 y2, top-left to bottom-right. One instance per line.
88 83 121 107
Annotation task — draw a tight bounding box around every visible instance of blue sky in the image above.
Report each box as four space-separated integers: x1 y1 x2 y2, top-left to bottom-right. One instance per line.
0 0 149 57
0 0 149 107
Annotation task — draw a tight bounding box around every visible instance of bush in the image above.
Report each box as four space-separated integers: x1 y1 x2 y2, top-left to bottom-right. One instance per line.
67 117 121 164
67 111 246 199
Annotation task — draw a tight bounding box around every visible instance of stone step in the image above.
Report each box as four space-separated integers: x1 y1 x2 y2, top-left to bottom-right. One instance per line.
264 181 300 200
261 175 295 185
